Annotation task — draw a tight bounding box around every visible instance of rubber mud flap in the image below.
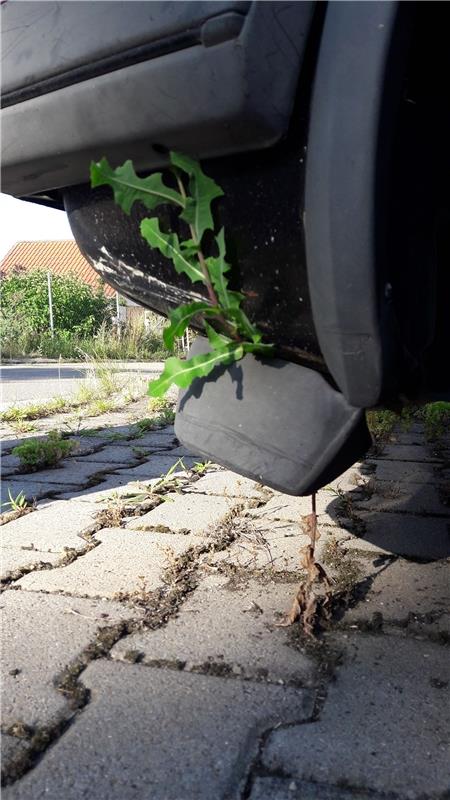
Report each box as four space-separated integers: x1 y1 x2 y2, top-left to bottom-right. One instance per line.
175 338 371 495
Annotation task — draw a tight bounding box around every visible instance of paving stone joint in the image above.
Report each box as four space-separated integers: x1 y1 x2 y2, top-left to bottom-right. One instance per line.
1 411 449 799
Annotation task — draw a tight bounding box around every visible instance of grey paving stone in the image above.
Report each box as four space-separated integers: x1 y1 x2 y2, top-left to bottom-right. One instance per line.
112 575 315 685
1 454 22 476
250 492 333 522
167 445 202 457
261 635 450 798
249 777 376 800
1 479 79 506
1 500 98 553
75 444 143 465
342 558 450 632
1 549 62 581
127 492 242 536
70 419 144 440
1 591 137 729
16 528 203 598
124 428 176 448
1 734 30 774
56 434 115 451
16 459 115 487
3 661 315 800
64 437 101 457
354 482 450 517
77 415 137 431
324 464 369 493
115 453 198 479
69 418 134 447
341 512 450 559
249 496 347 530
211 518 349 573
369 459 438 484
375 444 441 462
182 469 267 499
389 424 427 446
57 474 160 503
121 442 176 457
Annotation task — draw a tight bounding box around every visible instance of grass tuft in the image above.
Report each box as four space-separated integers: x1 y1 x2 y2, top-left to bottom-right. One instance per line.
12 431 76 471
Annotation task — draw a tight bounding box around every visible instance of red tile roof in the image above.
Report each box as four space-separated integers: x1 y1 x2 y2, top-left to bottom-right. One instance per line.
0 240 115 297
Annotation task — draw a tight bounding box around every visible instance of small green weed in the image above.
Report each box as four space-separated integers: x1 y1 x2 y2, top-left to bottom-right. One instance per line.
74 384 96 405
148 397 176 424
152 458 187 493
86 398 115 416
105 431 129 442
148 397 173 413
81 352 123 396
366 409 398 442
132 446 147 457
103 486 153 506
1 488 29 512
0 406 25 423
12 431 76 471
366 402 450 443
135 418 159 434
192 460 213 475
9 420 38 434
121 387 142 405
159 407 175 424
421 401 450 440
76 427 103 438
1 397 69 424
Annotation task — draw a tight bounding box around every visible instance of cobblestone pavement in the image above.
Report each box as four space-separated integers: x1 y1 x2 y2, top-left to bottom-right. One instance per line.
1 403 449 800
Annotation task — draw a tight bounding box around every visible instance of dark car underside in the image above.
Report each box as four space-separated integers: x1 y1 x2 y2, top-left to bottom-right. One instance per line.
2 1 449 493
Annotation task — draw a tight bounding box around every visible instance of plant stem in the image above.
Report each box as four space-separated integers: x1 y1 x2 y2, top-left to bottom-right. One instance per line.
174 169 241 342
311 492 317 550
174 172 218 306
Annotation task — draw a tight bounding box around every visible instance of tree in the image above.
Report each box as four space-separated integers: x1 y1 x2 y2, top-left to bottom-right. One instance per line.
1 268 110 335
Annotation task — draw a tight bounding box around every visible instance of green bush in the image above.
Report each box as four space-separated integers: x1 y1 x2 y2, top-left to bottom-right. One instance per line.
12 431 75 471
366 409 398 441
367 402 450 443
1 268 110 335
0 268 112 359
0 272 171 361
419 401 450 440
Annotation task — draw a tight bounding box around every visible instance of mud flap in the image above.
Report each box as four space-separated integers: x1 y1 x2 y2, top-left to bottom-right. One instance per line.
175 338 371 495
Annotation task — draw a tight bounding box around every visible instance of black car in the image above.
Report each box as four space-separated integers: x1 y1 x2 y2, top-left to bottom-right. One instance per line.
2 1 449 493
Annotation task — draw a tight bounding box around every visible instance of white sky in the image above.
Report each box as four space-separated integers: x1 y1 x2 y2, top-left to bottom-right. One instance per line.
0 193 74 261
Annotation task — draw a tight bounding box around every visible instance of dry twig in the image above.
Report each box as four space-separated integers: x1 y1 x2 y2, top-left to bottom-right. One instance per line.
277 493 332 636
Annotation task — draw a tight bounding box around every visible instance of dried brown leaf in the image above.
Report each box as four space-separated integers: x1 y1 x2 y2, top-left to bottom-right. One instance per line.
300 544 321 583
315 561 332 590
275 587 305 627
302 592 318 636
277 493 333 635
301 512 320 543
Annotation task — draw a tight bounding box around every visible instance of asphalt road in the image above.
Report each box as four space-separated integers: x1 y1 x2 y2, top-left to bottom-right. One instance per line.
0 366 89 383
0 363 163 409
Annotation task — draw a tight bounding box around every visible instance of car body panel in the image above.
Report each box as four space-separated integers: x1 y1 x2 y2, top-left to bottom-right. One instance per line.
1 0 314 196
1 1 449 496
